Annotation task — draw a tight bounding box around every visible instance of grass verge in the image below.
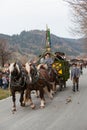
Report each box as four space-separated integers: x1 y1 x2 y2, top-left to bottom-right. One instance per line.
0 88 11 100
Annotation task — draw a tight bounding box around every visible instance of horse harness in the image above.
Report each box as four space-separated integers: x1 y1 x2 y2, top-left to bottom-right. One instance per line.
10 68 27 88
29 65 50 85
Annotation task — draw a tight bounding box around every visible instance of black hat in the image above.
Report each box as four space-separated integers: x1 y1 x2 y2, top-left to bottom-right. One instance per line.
55 52 65 55
44 52 51 56
72 63 77 66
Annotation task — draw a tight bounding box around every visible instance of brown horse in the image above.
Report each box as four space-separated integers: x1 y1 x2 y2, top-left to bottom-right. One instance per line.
37 64 58 94
24 62 53 108
9 62 27 112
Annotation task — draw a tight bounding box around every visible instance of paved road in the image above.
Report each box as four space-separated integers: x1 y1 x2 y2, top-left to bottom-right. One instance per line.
0 68 87 130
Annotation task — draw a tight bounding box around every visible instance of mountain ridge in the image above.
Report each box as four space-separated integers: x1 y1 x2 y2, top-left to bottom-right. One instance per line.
0 30 85 58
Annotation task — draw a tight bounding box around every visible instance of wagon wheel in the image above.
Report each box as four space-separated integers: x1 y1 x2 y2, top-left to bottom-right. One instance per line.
59 84 63 91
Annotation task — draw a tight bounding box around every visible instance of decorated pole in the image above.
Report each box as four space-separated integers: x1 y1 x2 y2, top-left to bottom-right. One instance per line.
45 25 51 52
37 25 52 64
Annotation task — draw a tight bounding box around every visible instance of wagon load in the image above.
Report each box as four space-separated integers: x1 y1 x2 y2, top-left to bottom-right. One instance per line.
52 59 70 82
51 51 70 89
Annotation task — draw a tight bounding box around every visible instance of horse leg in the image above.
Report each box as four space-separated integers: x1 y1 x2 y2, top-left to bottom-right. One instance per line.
11 91 16 111
29 90 36 109
50 82 56 95
20 90 25 107
53 82 57 93
43 86 53 100
25 89 36 109
35 90 40 98
40 89 45 108
46 81 54 99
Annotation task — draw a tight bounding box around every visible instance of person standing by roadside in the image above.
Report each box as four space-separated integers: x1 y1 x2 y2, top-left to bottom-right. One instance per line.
2 74 8 89
71 63 80 92
0 71 2 88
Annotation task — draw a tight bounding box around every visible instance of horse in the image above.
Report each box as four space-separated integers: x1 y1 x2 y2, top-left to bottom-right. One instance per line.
37 63 58 94
24 62 53 109
9 62 27 112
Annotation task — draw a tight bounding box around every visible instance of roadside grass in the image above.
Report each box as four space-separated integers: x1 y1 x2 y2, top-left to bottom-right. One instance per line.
0 88 11 100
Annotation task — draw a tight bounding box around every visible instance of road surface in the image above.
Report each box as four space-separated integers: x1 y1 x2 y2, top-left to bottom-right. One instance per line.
0 68 87 130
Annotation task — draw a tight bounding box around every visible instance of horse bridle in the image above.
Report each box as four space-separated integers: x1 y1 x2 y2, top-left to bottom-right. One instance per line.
29 64 39 84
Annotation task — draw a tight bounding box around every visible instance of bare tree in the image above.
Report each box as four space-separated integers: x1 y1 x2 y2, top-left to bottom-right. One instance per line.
0 39 12 67
64 0 87 53
65 0 87 37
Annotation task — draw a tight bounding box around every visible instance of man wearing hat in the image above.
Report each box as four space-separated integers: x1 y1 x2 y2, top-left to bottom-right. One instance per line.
71 63 80 92
54 52 65 61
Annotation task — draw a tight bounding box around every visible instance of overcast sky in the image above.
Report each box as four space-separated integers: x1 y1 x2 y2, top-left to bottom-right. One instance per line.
0 0 75 38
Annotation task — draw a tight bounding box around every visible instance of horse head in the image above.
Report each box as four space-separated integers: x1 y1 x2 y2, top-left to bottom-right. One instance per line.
25 62 37 83
9 62 21 82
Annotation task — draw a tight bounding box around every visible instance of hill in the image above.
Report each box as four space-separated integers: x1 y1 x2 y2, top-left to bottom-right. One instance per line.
0 30 86 59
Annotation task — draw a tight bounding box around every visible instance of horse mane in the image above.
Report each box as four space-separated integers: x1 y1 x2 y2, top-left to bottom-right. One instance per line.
25 62 31 74
9 62 20 73
37 64 48 70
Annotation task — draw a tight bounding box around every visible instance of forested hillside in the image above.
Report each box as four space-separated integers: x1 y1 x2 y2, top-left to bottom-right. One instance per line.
0 30 85 58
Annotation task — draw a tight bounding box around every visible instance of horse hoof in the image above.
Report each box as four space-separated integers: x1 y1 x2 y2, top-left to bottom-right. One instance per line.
40 105 45 109
44 101 46 104
50 96 53 100
12 107 16 112
30 104 36 109
51 92 55 96
54 91 56 94
21 103 25 107
36 96 39 98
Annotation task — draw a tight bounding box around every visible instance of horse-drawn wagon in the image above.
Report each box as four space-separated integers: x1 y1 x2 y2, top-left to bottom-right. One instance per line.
52 54 70 90
38 26 70 90
8 26 70 111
